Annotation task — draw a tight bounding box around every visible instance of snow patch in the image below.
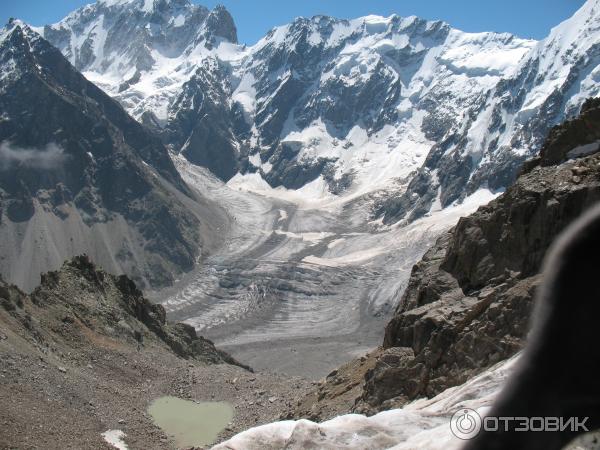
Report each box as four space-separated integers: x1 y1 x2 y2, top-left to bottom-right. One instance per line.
102 430 128 450
215 355 520 450
232 73 257 117
303 247 386 267
274 230 335 244
278 209 288 222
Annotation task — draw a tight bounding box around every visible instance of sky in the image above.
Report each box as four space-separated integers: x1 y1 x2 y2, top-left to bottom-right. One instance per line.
0 0 587 45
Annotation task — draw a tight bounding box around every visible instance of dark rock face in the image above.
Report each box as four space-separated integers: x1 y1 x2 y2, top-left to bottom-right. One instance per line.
204 5 237 44
0 24 205 290
4 255 244 366
537 97 600 167
354 99 600 414
264 148 332 190
166 59 241 181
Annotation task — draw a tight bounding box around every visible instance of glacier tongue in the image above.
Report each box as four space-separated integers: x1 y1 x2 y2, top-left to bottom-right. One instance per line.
161 154 499 377
213 355 519 450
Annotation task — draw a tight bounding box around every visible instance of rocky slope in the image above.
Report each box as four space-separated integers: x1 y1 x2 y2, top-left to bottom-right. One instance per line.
0 255 236 365
0 255 312 449
0 20 225 291
291 97 600 419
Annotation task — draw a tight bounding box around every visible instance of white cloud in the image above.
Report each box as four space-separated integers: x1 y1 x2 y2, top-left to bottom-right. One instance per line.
0 142 68 170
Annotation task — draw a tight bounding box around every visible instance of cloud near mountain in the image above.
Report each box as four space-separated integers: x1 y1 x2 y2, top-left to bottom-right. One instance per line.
0 142 68 170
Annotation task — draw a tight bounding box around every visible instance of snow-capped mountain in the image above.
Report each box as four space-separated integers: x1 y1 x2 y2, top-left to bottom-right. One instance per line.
0 19 222 291
378 0 600 223
230 14 534 196
39 0 242 179
39 0 600 222
39 0 237 122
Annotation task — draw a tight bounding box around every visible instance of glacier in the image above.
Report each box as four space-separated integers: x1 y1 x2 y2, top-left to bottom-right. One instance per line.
24 0 600 377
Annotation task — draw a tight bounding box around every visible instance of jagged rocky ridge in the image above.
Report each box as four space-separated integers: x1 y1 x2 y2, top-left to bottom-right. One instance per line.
0 20 224 291
0 254 240 365
40 0 600 220
291 98 600 419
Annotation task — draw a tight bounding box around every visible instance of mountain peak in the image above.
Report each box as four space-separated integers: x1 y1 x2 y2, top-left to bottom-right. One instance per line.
41 0 238 73
205 3 237 43
0 19 46 62
97 0 191 12
1 18 35 41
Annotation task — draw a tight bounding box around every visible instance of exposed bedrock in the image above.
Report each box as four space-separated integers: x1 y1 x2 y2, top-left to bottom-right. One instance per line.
355 99 600 414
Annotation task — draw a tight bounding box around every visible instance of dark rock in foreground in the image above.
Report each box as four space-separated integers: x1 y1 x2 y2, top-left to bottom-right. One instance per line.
355 99 600 413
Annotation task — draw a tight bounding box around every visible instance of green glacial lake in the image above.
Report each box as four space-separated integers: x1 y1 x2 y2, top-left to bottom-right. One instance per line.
148 396 234 448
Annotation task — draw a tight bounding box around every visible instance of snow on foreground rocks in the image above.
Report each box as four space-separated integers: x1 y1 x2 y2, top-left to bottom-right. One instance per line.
102 430 128 450
213 355 519 450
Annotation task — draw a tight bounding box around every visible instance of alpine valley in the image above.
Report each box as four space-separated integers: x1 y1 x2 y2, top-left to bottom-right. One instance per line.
1 0 599 448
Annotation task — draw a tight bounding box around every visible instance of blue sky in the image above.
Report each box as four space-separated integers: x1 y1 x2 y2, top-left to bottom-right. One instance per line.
1 0 586 45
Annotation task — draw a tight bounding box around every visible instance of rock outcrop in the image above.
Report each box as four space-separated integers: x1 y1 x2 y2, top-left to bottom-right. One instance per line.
1 255 244 367
354 98 600 413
